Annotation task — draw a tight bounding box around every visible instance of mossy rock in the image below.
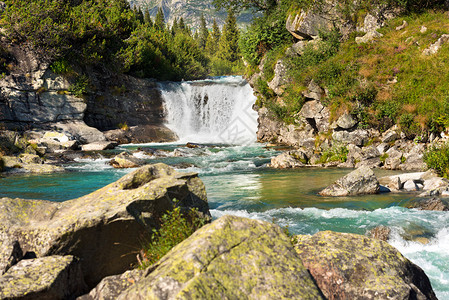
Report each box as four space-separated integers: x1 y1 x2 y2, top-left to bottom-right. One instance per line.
294 231 437 299
118 215 324 299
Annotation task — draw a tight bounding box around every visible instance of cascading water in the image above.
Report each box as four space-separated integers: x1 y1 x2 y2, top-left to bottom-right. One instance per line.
159 76 258 144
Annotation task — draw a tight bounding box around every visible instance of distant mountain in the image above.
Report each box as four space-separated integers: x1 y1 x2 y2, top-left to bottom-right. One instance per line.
127 0 256 30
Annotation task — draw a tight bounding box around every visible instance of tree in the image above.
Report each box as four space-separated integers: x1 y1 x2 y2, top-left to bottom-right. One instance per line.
154 7 165 30
198 13 209 49
143 9 152 26
218 9 239 62
206 18 220 55
171 17 178 35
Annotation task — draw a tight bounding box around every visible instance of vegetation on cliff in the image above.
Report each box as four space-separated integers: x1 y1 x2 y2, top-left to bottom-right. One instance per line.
0 0 243 81
241 0 449 139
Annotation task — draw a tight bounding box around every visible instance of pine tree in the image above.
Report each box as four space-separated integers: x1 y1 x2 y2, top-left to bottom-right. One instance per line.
143 9 152 26
136 7 144 23
206 18 220 55
155 7 165 30
199 14 209 49
171 18 178 35
219 10 239 62
178 17 186 32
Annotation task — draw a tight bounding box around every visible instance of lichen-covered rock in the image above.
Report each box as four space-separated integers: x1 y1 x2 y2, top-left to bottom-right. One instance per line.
294 231 437 300
110 152 144 169
0 255 87 300
78 269 144 300
0 163 210 288
336 113 357 129
1 155 65 174
118 215 324 300
319 166 379 196
332 129 369 147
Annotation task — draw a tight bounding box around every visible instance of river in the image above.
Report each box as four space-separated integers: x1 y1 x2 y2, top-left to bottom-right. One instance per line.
0 76 447 298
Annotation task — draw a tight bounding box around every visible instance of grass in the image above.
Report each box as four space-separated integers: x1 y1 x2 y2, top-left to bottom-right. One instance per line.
137 205 207 268
260 10 449 135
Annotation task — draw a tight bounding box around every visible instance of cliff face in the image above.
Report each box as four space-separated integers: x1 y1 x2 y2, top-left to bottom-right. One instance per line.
128 0 255 29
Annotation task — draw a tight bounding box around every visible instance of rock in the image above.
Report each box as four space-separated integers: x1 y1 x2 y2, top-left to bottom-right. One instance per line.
286 10 336 40
355 30 384 44
303 80 324 101
359 14 381 33
78 269 144 300
0 163 210 288
286 41 307 56
355 157 382 169
423 34 449 55
81 141 116 151
382 129 400 143
300 100 325 119
420 26 427 33
406 197 449 211
367 225 391 241
361 145 380 159
377 143 390 154
18 153 43 165
43 131 71 143
22 163 65 174
395 20 408 30
268 59 289 95
110 152 144 169
423 177 449 191
117 216 324 299
400 152 426 171
383 148 402 170
256 107 283 143
379 175 402 191
299 100 330 133
403 180 419 191
332 129 369 147
294 231 437 300
0 238 23 275
269 150 307 169
319 166 379 196
0 255 88 299
1 155 65 174
336 113 357 129
103 129 131 144
53 121 106 144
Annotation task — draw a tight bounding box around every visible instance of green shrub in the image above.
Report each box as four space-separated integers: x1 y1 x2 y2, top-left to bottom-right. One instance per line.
69 75 89 98
424 143 449 177
319 144 349 163
138 205 207 268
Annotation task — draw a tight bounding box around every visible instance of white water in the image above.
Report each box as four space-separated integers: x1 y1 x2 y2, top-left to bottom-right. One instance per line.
159 76 258 145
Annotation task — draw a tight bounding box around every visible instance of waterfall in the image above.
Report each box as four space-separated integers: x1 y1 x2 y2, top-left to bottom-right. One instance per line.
159 76 258 145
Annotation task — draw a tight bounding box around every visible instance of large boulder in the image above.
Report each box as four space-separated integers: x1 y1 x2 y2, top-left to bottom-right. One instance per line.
110 152 144 169
0 237 23 275
0 163 210 288
118 215 324 299
269 150 307 169
319 166 379 196
0 255 88 299
294 231 437 300
286 8 339 40
406 197 449 211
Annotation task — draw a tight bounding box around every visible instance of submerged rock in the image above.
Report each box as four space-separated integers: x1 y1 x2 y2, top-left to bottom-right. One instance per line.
0 163 209 288
319 166 379 196
367 225 391 241
117 215 324 299
294 231 437 300
0 255 87 299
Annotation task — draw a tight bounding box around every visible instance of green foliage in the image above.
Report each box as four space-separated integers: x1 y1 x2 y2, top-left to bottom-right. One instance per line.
50 59 72 75
319 144 349 163
69 75 89 98
138 205 207 268
218 10 240 63
424 143 449 177
380 153 389 163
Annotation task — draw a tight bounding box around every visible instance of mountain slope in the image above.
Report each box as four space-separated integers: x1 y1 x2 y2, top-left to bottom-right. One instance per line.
128 0 255 29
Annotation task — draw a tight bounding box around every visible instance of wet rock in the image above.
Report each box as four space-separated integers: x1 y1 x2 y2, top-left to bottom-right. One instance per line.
367 225 391 241
406 197 449 211
117 216 324 299
110 152 144 169
0 164 210 288
294 231 437 300
379 175 402 191
319 166 379 196
269 150 307 169
78 269 144 300
0 238 23 275
0 255 88 299
81 141 116 151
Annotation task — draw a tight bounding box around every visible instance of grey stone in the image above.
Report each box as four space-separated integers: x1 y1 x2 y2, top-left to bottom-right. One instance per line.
319 166 379 196
269 151 307 169
423 34 449 55
395 20 408 31
367 225 391 241
382 130 400 143
81 141 116 152
268 59 289 95
356 30 384 44
332 129 369 147
336 113 357 129
110 152 144 169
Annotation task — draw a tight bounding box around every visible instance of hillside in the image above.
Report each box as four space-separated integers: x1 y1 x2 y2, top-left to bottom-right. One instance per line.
127 0 255 29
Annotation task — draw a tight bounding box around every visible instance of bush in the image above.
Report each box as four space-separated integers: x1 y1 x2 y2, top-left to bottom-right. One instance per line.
138 205 207 268
319 144 349 163
424 143 449 177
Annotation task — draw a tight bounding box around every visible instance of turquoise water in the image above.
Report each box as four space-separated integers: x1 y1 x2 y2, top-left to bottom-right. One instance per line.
0 143 448 298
